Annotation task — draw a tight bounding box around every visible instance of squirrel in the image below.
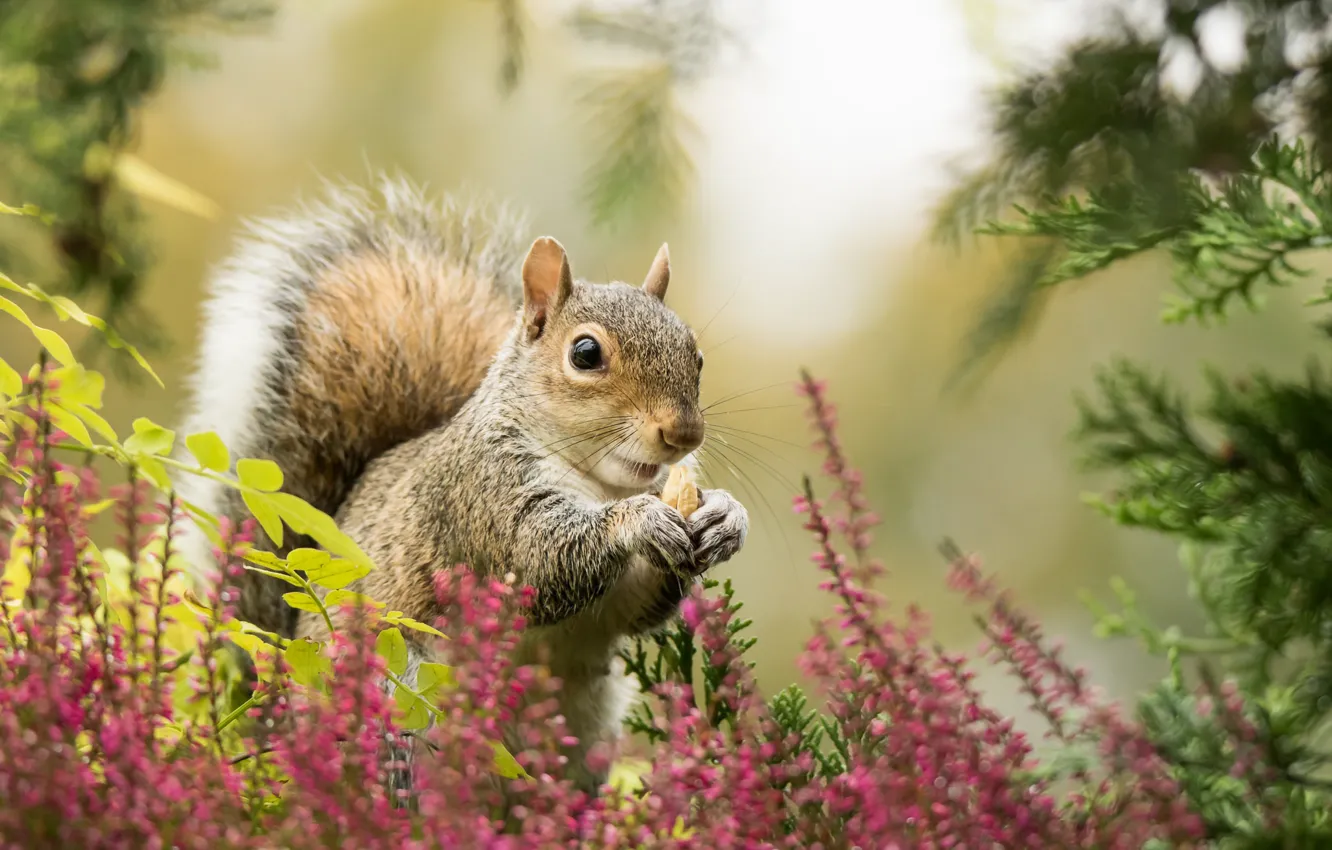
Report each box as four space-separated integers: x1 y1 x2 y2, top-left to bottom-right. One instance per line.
175 177 749 790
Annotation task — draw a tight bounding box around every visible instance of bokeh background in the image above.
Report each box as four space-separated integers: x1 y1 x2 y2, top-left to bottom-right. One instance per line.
4 0 1325 732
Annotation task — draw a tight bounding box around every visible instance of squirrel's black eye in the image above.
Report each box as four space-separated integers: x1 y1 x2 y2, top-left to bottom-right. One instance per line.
569 336 603 371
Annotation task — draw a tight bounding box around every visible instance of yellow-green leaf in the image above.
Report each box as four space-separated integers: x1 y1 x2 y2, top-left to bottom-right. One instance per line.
284 637 330 688
185 431 230 472
387 614 446 639
266 492 372 571
608 758 651 795
237 458 283 492
324 589 384 611
375 627 408 677
242 549 284 570
63 401 117 444
46 403 92 447
416 661 454 696
242 491 284 546
242 565 303 587
82 498 118 517
0 277 162 386
0 357 20 396
115 153 223 221
490 740 528 779
48 364 104 408
226 631 271 665
394 689 432 730
306 558 370 591
138 458 172 491
124 417 175 457
281 592 324 614
0 293 75 366
285 548 329 573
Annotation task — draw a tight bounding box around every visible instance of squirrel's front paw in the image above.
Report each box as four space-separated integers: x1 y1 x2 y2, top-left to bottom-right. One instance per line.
689 489 748 572
618 494 693 573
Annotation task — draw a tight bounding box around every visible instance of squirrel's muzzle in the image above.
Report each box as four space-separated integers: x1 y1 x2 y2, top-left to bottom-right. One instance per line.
654 415 704 455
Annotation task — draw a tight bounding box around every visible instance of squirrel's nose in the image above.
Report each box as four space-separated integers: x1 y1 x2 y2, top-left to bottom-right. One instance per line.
656 417 704 454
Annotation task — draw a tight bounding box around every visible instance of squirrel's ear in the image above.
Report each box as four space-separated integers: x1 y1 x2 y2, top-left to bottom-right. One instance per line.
642 243 670 301
521 236 573 341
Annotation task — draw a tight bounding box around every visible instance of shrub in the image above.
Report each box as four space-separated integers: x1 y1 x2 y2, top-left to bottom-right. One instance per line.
1 257 1232 845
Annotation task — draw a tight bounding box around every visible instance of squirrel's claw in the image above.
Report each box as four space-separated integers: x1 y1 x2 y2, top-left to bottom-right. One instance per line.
688 489 748 571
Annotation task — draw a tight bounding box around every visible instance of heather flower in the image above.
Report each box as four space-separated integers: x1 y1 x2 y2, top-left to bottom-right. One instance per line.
0 361 1228 847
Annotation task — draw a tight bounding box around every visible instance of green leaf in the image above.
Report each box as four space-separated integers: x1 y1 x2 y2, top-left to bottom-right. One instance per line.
306 558 371 591
241 491 284 546
324 589 384 611
242 549 285 570
138 459 172 490
266 492 373 571
0 277 162 386
241 565 303 587
46 404 92 447
0 357 20 396
375 627 408 676
237 457 283 491
284 637 330 688
490 740 528 779
285 548 330 574
226 631 271 666
0 293 75 366
281 592 324 614
48 365 104 408
386 613 446 639
124 417 175 457
394 689 432 731
185 431 230 472
63 401 117 443
416 661 455 696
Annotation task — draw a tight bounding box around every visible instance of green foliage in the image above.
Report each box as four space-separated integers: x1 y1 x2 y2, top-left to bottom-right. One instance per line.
768 684 847 780
956 4 1332 842
941 1 1332 371
0 203 529 789
0 0 272 362
620 577 850 785
568 0 729 227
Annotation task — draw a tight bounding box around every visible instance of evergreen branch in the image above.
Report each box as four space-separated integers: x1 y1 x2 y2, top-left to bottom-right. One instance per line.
495 0 526 93
569 0 727 226
578 63 696 226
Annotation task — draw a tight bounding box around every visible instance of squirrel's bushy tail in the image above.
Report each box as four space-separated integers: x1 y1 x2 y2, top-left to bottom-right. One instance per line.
176 177 528 635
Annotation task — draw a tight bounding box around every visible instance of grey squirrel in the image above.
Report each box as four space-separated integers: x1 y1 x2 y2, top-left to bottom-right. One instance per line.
176 177 749 789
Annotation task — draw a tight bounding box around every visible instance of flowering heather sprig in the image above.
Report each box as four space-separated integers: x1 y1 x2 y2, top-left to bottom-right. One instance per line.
0 364 1242 847
796 369 881 585
944 542 1204 844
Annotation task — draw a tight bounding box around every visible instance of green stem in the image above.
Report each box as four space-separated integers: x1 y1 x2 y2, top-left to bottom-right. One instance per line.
217 692 264 732
384 669 445 720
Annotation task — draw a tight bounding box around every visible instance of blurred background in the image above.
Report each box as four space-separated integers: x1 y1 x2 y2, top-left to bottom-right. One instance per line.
3 0 1325 734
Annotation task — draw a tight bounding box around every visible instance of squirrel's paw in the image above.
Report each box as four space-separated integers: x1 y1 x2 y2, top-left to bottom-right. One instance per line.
689 489 748 572
618 494 694 573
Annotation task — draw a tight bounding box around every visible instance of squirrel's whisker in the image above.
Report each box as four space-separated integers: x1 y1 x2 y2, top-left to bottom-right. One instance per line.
701 334 738 357
696 444 793 566
705 433 798 492
535 420 630 452
537 424 632 459
702 403 802 417
693 287 738 344
705 422 805 453
558 428 636 487
701 381 791 414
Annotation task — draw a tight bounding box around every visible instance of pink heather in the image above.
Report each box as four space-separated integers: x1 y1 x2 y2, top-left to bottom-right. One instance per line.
0 368 1225 847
